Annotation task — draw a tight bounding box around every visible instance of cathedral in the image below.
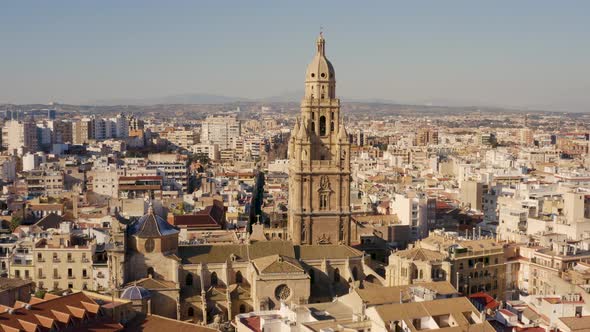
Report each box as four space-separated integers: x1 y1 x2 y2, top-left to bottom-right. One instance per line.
105 35 376 325
288 33 352 245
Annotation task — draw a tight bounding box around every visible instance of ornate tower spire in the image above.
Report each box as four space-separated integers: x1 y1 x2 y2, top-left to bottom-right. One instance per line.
316 32 325 55
288 35 351 245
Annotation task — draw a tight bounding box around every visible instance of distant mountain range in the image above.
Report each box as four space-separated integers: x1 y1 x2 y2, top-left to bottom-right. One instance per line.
88 93 250 106
87 90 404 106
11 91 565 113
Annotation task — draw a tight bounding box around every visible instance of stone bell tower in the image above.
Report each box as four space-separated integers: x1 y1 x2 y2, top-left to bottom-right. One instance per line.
288 33 351 245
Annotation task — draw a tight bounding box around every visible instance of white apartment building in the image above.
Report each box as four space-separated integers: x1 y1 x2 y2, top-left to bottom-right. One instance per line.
0 156 17 182
166 128 196 149
2 119 38 153
147 153 188 193
22 152 47 172
200 115 241 149
191 143 220 161
389 191 434 240
90 165 125 198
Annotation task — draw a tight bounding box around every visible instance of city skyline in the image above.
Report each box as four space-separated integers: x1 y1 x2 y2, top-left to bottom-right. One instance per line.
1 0 590 111
2 23 590 331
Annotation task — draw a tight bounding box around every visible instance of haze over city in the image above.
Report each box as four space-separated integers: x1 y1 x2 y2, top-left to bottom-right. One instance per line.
1 0 590 111
3 2 590 332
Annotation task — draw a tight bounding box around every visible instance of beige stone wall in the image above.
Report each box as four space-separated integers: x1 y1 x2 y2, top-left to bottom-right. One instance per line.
253 275 310 310
149 289 179 319
126 250 177 282
452 252 505 298
33 247 93 290
386 256 451 287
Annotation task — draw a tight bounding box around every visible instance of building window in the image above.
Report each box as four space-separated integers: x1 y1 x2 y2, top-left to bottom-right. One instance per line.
334 268 340 283
235 271 243 284
211 272 218 286
188 307 194 317
239 304 246 313
320 193 329 210
319 116 326 136
68 268 73 278
186 273 193 286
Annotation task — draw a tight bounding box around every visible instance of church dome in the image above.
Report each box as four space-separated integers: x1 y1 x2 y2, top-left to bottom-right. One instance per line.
120 285 151 300
128 204 179 238
305 33 335 82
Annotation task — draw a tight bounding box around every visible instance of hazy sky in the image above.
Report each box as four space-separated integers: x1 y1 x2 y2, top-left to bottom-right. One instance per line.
1 1 589 111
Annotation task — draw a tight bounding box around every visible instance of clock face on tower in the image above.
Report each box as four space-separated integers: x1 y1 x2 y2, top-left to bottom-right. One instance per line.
145 238 155 253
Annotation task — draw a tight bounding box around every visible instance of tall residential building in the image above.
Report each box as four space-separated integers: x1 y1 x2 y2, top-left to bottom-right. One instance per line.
0 156 17 182
72 118 94 145
200 115 241 149
390 192 434 240
415 127 439 146
460 180 485 212
113 113 129 138
480 132 497 147
94 118 108 140
287 34 351 245
128 115 144 131
147 153 189 193
1 119 38 153
48 120 73 144
519 128 534 146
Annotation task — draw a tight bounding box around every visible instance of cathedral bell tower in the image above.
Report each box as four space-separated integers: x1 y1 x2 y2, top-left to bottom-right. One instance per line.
288 34 351 245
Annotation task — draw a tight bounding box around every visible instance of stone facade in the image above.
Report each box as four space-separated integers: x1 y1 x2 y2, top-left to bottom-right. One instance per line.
108 207 368 324
288 34 351 245
386 247 452 286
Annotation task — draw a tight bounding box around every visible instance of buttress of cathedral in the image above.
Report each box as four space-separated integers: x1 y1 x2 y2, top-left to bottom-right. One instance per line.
288 33 352 245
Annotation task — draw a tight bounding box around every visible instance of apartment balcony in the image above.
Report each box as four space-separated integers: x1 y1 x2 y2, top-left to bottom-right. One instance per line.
53 275 61 279
67 259 75 263
53 258 61 263
37 258 45 262
67 275 75 279
38 275 46 279
82 275 90 279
